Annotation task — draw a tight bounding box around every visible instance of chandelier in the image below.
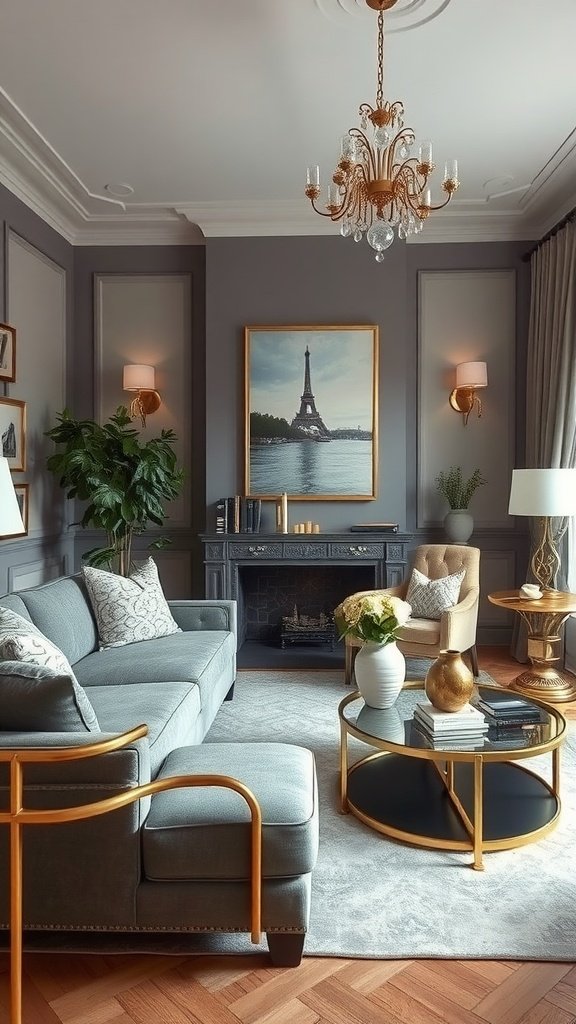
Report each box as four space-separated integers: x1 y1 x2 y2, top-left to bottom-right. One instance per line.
304 0 459 262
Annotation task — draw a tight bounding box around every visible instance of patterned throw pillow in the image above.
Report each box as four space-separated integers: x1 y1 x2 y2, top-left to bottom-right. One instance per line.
406 568 465 621
82 557 181 650
0 607 99 731
0 606 75 676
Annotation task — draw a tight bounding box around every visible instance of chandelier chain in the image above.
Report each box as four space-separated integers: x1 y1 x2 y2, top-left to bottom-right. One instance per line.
376 10 384 110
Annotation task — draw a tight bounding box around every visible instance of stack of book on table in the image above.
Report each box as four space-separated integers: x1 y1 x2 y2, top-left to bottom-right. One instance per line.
413 701 489 749
474 690 544 728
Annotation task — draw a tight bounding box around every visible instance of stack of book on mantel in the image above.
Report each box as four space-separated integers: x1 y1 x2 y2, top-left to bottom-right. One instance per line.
413 701 489 749
475 690 544 728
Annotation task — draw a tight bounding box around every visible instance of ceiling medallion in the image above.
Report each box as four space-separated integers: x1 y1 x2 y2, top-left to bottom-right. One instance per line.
313 0 454 32
103 182 135 198
305 0 459 261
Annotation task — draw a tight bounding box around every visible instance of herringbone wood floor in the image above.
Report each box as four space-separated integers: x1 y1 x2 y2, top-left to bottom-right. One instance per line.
4 647 576 1024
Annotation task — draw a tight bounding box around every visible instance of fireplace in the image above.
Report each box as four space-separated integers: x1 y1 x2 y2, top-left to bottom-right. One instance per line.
238 564 373 645
201 532 411 649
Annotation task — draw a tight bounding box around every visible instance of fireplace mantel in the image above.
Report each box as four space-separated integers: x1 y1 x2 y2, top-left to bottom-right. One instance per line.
200 532 412 608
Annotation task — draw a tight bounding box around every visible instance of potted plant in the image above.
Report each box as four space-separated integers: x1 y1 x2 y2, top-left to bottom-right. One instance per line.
435 466 485 543
46 406 184 575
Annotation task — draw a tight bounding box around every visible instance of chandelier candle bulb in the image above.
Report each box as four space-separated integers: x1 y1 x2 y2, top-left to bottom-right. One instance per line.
444 159 459 186
307 165 320 187
418 141 433 172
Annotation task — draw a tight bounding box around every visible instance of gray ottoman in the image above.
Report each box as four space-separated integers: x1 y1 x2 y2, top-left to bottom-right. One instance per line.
139 741 319 966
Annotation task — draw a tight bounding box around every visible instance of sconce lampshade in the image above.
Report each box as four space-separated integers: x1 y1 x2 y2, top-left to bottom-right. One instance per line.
455 361 488 389
0 457 25 537
508 468 576 517
123 364 155 392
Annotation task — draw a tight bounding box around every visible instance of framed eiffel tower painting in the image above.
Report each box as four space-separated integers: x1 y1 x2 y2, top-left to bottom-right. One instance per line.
244 325 378 500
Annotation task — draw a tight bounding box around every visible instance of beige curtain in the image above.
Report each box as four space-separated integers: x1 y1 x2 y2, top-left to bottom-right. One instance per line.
526 219 576 469
512 218 576 661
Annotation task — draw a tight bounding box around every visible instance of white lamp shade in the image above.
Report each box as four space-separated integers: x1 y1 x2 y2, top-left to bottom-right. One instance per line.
123 364 155 391
455 361 488 388
0 458 25 537
508 468 576 517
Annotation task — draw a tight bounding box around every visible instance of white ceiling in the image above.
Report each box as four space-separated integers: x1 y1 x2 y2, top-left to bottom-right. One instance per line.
0 0 575 245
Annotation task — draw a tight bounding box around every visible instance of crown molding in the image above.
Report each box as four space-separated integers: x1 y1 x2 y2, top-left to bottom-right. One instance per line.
0 86 570 247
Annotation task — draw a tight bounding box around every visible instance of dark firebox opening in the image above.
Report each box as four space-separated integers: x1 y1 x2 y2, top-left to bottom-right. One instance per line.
238 564 376 644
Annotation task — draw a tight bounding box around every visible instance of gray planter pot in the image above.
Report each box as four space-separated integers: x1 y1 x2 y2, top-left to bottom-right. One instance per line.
444 509 474 544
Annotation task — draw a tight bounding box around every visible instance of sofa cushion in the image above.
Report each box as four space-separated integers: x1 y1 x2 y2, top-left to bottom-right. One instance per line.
0 660 99 732
397 617 440 645
5 577 99 664
74 629 234 694
88 682 201 776
82 559 181 650
143 743 318 881
406 568 465 620
0 606 77 676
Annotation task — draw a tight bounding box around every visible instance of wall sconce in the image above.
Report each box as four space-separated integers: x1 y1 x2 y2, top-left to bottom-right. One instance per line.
123 364 161 428
449 361 488 425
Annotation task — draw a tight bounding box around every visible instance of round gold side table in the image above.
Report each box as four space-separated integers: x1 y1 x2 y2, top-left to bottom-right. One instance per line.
488 589 576 702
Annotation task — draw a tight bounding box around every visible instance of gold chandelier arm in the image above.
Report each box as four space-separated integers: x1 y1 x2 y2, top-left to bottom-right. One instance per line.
393 164 423 208
308 197 339 219
349 127 377 178
427 192 453 212
386 129 416 178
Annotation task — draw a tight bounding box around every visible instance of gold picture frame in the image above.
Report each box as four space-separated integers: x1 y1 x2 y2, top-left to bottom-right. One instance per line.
0 322 16 383
0 397 26 472
244 325 378 501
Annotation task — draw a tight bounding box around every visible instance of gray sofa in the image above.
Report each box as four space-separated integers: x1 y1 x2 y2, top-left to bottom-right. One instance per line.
0 574 319 967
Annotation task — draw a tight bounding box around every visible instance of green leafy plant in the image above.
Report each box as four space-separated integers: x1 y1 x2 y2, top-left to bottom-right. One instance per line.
435 466 486 510
46 407 184 575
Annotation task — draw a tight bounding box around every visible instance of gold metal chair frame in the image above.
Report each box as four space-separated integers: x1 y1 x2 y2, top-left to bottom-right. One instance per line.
0 725 263 1024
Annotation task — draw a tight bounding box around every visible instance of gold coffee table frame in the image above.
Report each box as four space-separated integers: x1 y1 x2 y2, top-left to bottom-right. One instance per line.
488 589 576 702
339 682 566 872
0 726 263 1024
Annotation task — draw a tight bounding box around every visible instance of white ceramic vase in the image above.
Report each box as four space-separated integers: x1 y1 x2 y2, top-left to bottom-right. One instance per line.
354 640 406 709
444 509 474 544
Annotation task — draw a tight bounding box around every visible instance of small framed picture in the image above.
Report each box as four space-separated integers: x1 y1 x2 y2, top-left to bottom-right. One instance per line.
12 483 29 537
0 397 26 471
0 322 16 383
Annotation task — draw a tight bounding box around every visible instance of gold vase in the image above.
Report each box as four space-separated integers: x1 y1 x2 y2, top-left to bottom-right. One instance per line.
424 649 474 712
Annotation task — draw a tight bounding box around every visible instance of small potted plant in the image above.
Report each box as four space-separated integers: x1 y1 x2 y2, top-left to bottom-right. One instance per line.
435 466 486 543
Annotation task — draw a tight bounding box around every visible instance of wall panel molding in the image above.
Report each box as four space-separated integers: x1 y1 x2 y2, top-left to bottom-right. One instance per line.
417 268 516 532
93 272 192 528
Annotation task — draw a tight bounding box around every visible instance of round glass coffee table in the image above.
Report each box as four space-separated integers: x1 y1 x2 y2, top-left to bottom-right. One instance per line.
338 681 566 870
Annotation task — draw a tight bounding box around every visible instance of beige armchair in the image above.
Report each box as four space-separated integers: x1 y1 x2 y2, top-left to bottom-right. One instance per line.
342 543 481 686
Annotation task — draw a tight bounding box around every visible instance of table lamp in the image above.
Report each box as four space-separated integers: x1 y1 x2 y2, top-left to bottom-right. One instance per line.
508 468 576 590
0 453 25 538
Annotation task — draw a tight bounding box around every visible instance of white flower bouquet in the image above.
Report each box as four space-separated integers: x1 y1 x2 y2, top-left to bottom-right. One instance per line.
334 591 412 646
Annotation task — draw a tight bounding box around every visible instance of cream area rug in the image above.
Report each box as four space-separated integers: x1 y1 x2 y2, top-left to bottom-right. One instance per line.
206 663 576 961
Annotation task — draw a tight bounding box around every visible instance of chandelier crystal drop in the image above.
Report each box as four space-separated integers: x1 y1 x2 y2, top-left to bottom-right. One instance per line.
304 0 459 262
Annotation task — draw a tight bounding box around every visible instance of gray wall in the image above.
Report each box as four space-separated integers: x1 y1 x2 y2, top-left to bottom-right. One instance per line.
72 246 206 597
1 182 534 642
0 182 75 596
205 234 533 640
